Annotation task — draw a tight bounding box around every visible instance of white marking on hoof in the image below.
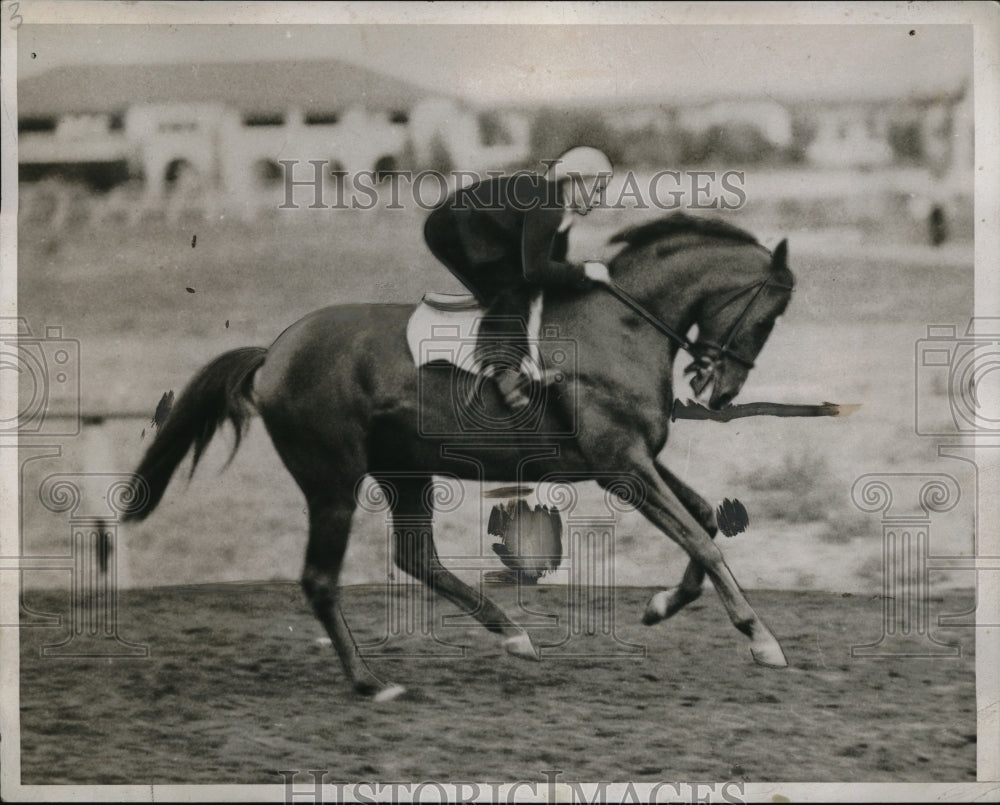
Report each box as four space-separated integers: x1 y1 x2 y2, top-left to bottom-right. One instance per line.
643 591 670 625
503 632 540 662
373 684 407 703
750 637 789 668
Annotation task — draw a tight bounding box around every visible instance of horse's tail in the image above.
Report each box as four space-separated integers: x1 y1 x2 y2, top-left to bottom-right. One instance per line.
122 346 267 523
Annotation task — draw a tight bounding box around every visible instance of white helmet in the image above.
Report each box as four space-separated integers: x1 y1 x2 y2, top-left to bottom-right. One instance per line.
546 146 614 184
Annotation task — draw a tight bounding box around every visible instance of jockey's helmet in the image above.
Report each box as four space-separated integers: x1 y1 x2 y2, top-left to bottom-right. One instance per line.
546 146 614 184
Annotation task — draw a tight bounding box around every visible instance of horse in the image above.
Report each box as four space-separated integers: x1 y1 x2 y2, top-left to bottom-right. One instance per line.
123 213 796 701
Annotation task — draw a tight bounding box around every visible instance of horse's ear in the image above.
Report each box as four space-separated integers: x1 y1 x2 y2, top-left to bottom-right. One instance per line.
771 239 788 271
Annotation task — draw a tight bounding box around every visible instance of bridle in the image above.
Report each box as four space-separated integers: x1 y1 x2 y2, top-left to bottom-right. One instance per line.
605 274 794 390
691 276 795 370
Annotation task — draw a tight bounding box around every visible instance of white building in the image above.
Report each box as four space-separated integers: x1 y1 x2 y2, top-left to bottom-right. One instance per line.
18 60 532 203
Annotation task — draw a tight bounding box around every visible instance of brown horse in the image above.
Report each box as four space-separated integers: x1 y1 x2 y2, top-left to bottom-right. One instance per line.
124 214 795 701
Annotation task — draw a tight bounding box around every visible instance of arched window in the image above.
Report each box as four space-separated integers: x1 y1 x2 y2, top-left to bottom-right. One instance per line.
243 112 284 127
327 160 347 188
19 116 57 133
164 159 200 195
305 111 340 126
373 155 398 183
252 159 284 187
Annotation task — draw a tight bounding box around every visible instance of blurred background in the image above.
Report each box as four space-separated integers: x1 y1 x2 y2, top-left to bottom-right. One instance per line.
14 24 977 594
18 25 973 242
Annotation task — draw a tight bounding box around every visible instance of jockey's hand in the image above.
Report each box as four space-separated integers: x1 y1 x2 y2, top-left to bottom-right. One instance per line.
583 261 612 286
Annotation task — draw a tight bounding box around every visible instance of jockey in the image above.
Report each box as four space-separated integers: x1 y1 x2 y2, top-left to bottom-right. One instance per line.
423 146 614 410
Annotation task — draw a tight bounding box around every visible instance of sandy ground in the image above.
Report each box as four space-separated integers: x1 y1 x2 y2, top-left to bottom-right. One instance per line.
18 584 976 785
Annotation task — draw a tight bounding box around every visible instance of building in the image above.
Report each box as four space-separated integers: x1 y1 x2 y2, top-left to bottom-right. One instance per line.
18 60 532 203
793 87 972 171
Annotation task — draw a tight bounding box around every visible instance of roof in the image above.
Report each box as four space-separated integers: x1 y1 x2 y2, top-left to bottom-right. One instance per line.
494 85 968 118
18 59 452 117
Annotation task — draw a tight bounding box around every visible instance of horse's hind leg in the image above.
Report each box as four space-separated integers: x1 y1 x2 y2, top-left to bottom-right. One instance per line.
302 498 405 701
642 461 718 624
381 476 539 661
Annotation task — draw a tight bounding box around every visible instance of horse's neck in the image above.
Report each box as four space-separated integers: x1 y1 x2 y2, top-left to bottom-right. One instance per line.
614 249 710 335
615 241 772 333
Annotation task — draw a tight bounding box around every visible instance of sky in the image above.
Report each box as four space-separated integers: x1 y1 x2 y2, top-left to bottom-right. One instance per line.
18 23 972 106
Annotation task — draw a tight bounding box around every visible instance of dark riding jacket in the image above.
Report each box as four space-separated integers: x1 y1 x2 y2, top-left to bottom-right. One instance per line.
423 174 593 307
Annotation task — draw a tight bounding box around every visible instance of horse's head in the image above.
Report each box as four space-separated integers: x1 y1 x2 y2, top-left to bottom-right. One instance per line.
687 239 794 410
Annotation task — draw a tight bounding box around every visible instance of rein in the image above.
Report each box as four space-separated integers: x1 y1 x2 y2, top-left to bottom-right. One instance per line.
605 281 696 353
606 275 792 369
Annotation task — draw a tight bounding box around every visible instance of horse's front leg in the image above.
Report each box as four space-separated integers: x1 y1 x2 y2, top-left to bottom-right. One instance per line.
601 453 787 668
643 460 717 623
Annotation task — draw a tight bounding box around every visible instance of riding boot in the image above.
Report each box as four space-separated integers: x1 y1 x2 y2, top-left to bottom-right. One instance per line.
495 367 532 411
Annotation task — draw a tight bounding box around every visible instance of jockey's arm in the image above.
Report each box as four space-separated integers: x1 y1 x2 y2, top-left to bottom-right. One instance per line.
520 208 593 289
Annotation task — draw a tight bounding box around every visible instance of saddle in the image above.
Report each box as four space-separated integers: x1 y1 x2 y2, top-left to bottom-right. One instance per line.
406 292 546 380
422 292 482 312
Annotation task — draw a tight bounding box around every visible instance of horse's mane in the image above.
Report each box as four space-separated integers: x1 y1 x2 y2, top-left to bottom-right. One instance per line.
608 212 760 254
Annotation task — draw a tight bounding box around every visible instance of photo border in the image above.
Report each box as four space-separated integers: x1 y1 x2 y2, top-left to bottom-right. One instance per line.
1 1 997 801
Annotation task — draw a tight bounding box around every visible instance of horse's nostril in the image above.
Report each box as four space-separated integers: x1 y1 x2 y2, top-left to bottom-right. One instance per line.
711 389 735 411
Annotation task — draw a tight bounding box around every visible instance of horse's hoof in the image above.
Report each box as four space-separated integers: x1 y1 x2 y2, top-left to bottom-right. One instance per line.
642 591 670 625
373 684 407 703
750 640 789 669
503 632 540 662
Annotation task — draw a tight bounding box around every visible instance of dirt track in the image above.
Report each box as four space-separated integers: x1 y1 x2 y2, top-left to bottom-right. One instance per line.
19 585 976 784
